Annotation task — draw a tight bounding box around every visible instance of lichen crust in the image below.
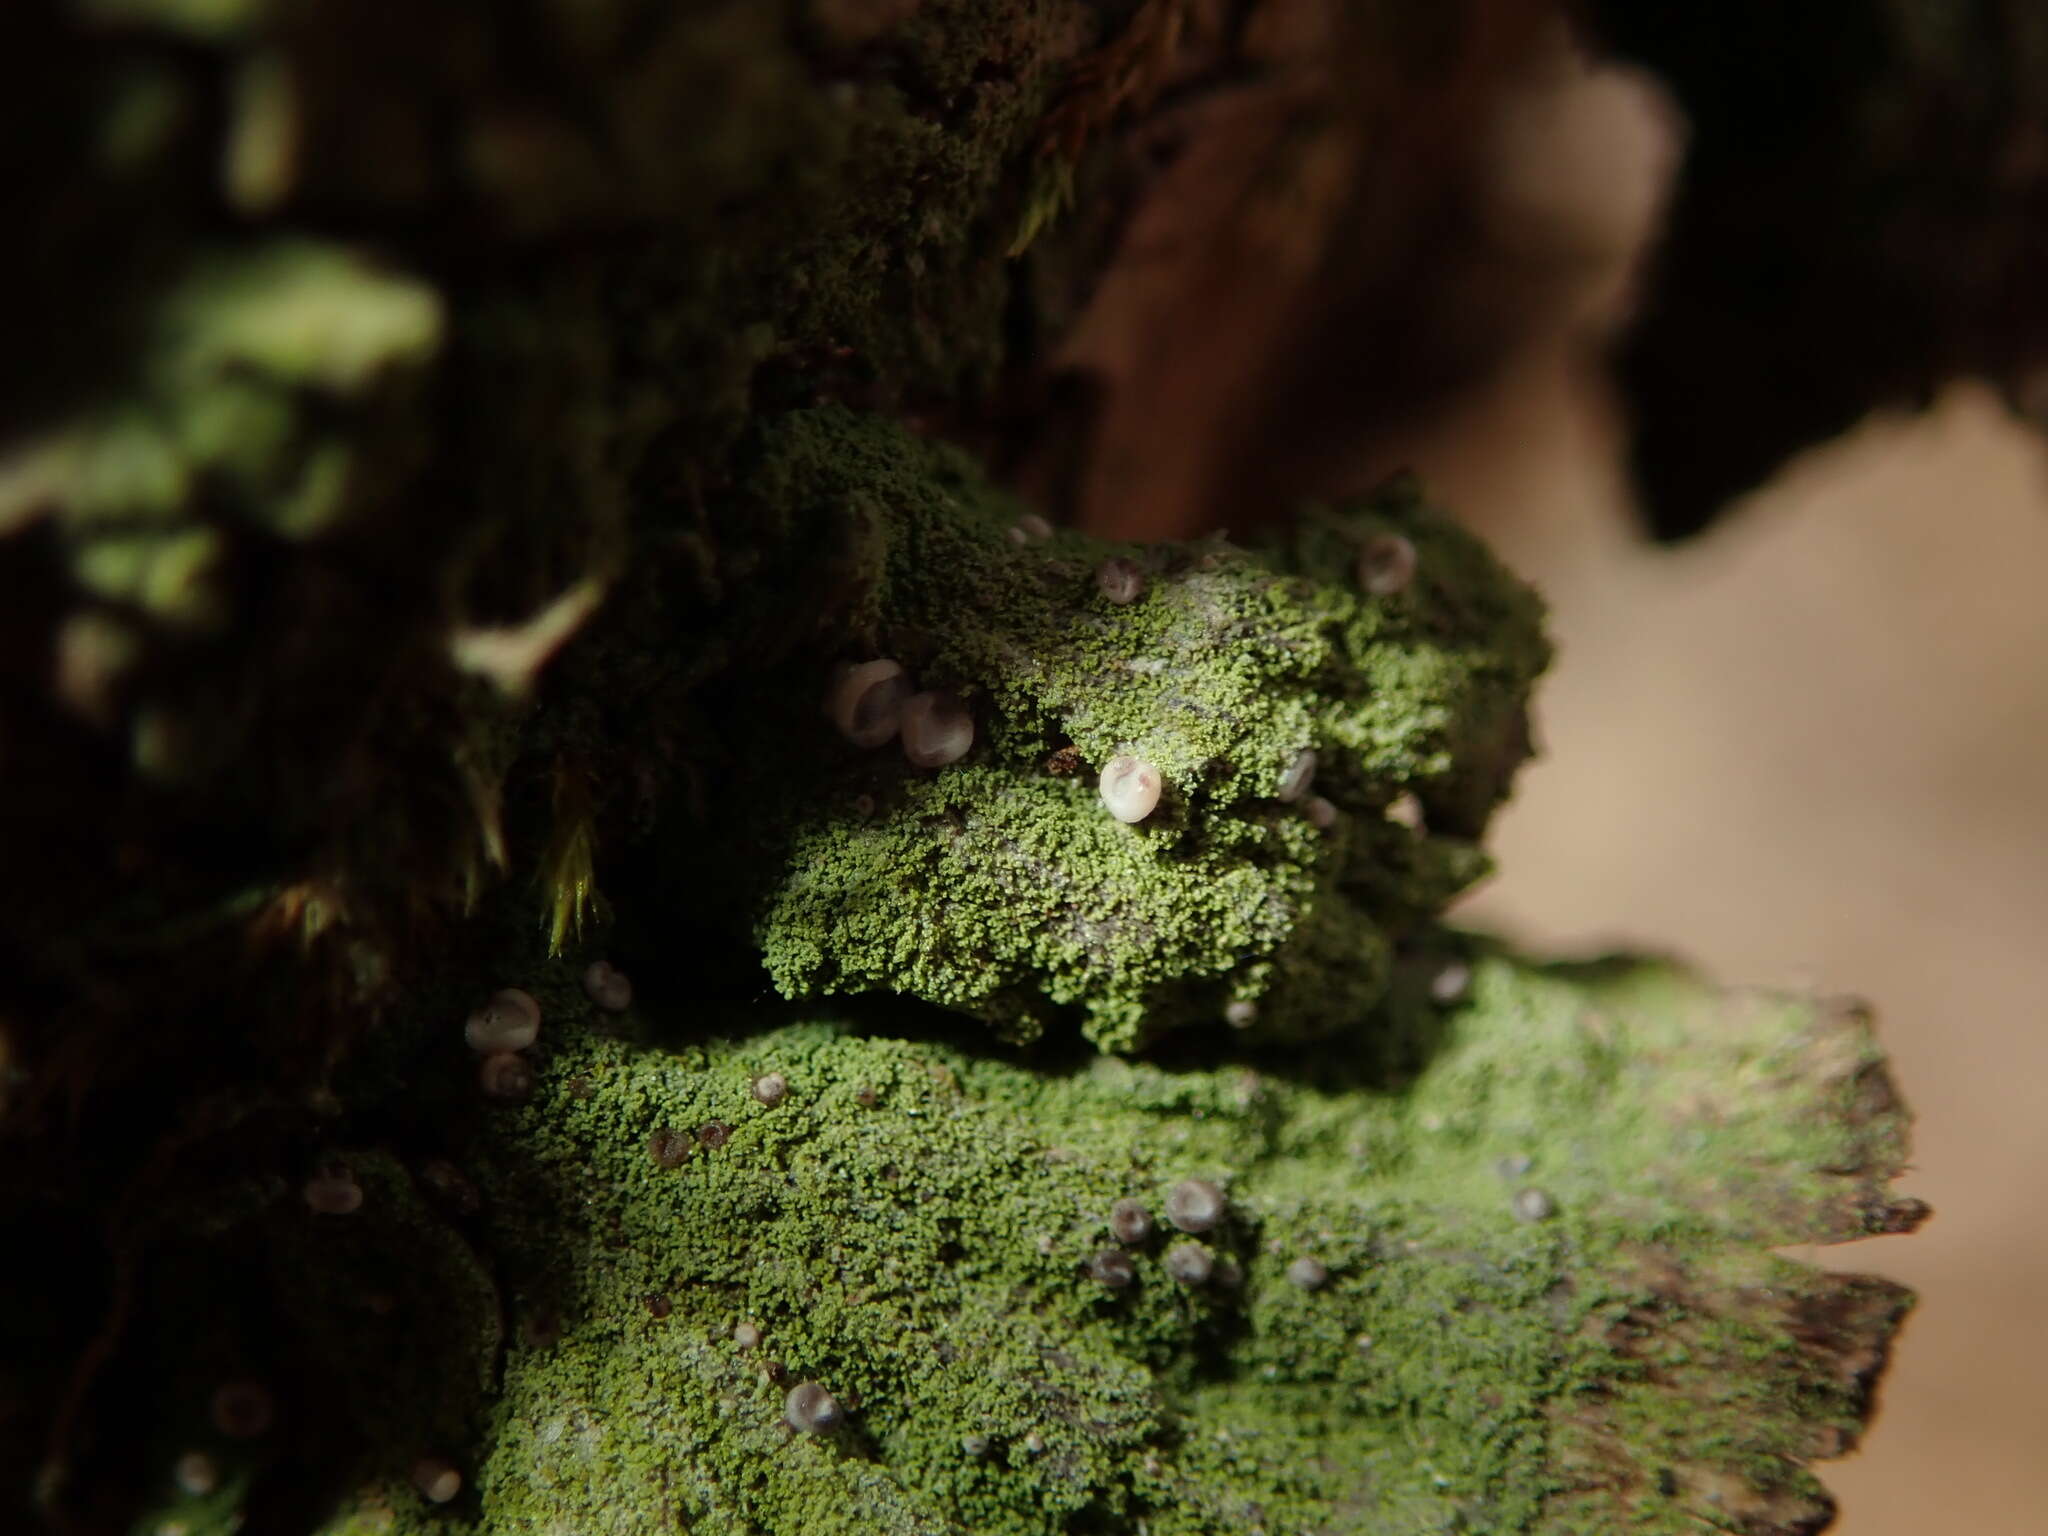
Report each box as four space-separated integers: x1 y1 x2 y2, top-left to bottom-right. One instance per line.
270 949 1916 1536
713 410 1549 1049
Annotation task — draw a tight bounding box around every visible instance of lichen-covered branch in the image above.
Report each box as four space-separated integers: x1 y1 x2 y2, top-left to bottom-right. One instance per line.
704 410 1543 1049
105 952 1919 1536
0 4 1928 1535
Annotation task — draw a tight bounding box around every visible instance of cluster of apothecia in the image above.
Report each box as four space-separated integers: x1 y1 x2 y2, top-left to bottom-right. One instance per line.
825 660 974 769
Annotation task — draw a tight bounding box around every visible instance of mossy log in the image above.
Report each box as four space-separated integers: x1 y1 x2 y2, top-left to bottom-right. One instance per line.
0 3 1924 1534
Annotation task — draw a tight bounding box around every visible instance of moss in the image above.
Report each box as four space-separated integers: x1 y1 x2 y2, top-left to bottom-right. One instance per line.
202 946 1909 1536
707 410 1548 1049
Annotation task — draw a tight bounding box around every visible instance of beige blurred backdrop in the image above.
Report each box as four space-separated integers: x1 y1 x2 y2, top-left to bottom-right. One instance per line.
1381 342 2048 1534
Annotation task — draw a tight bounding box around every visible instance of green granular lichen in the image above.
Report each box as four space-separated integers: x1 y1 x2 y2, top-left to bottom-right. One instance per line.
706 409 1546 1049
273 947 1909 1536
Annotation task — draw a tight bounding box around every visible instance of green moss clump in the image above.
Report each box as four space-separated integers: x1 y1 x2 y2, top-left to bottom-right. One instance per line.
228 948 1907 1536
705 409 1547 1050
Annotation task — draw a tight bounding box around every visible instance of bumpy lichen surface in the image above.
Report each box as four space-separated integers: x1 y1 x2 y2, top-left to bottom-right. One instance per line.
708 410 1547 1050
101 946 1906 1536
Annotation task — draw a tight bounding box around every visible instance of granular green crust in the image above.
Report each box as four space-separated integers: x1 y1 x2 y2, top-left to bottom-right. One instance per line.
108 947 1911 1536
712 410 1547 1049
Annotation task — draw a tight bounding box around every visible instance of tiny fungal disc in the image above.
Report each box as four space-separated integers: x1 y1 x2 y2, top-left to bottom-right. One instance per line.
1098 755 1162 823
1163 1241 1214 1285
412 1459 462 1504
1431 961 1472 1005
1164 1178 1225 1232
1276 748 1317 803
479 1051 536 1104
900 691 974 768
785 1381 842 1433
465 988 540 1053
648 1128 691 1169
174 1451 219 1496
302 1166 363 1215
1513 1187 1557 1223
1096 557 1145 605
1357 533 1417 596
1287 1256 1330 1290
1088 1249 1137 1289
751 1071 788 1106
827 660 912 749
1109 1198 1152 1244
582 960 632 1011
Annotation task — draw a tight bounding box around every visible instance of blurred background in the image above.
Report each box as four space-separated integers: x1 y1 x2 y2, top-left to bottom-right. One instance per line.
1398 350 2048 1533
1288 40 2048 1526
